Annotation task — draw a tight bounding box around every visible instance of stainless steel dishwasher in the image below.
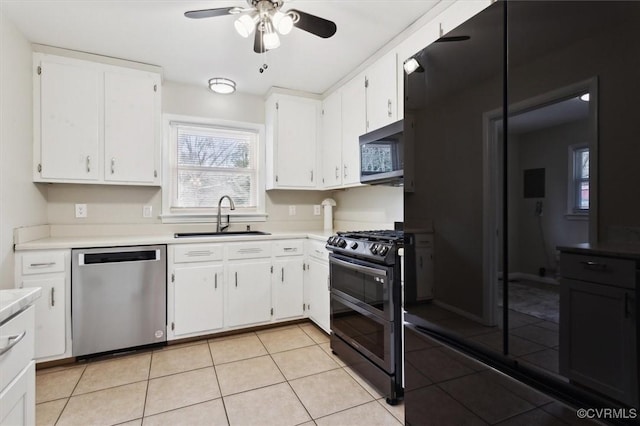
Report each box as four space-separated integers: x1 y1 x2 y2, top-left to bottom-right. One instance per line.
71 245 166 357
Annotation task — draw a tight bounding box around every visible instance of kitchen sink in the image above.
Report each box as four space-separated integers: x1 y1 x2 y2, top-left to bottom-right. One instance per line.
173 231 271 238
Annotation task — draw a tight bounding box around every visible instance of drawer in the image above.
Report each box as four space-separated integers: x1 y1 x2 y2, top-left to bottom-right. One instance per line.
227 242 272 260
273 240 304 257
173 244 223 263
21 252 65 275
560 253 636 289
307 240 329 262
0 305 35 391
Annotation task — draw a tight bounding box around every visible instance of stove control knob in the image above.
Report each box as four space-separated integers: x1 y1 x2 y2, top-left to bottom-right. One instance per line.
338 238 347 248
327 237 333 245
350 242 359 250
370 244 379 254
378 245 389 256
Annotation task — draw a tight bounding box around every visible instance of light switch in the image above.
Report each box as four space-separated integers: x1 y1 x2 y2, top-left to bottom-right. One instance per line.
313 205 321 215
143 205 153 218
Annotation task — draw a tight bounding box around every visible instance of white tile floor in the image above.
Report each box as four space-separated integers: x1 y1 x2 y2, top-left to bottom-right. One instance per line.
35 321 595 426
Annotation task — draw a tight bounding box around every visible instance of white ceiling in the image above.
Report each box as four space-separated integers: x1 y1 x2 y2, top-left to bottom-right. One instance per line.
1 0 440 96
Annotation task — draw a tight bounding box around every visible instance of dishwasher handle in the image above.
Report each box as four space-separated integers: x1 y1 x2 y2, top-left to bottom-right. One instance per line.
79 249 161 265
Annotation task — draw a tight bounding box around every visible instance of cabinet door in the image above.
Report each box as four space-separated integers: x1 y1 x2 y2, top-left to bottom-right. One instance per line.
560 279 637 406
341 76 366 186
226 261 272 327
20 277 66 359
321 91 343 188
104 70 160 184
305 259 330 333
365 51 397 132
173 264 223 336
274 96 319 188
415 248 434 301
38 58 101 181
0 362 35 426
273 259 304 320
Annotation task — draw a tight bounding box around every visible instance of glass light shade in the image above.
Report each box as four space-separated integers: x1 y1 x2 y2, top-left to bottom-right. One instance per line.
263 27 280 50
403 58 422 74
234 14 256 38
208 78 236 94
272 11 293 35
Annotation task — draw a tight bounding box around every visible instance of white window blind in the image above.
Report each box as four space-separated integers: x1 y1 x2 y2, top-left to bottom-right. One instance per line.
173 124 258 209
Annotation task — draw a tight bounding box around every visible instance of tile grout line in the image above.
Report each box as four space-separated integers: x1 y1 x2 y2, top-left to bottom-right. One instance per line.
139 350 153 421
51 363 88 425
205 340 231 426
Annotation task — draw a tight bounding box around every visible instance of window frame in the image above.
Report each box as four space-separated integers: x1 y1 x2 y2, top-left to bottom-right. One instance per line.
161 114 266 223
567 143 589 218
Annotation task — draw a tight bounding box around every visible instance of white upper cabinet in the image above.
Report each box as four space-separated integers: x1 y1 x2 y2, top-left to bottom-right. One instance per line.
33 53 161 186
37 58 101 181
266 93 320 190
104 70 160 184
321 90 343 188
341 74 366 187
365 50 398 133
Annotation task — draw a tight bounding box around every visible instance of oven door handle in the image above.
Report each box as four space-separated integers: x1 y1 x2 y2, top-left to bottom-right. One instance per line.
330 257 387 278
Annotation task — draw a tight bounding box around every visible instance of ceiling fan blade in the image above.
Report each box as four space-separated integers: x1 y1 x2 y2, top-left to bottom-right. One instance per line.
290 9 337 38
184 7 235 19
254 29 266 54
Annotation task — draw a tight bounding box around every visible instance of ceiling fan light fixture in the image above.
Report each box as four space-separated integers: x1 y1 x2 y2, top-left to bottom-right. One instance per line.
234 13 257 38
272 11 294 35
208 77 236 94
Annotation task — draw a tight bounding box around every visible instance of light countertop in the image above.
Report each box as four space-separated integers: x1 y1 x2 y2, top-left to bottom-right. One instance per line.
0 287 42 324
14 230 335 251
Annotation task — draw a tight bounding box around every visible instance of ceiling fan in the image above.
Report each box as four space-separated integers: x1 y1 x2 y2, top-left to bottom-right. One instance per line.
185 0 337 53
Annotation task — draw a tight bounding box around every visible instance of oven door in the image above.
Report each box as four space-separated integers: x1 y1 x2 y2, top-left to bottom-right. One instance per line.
331 293 395 373
329 254 395 320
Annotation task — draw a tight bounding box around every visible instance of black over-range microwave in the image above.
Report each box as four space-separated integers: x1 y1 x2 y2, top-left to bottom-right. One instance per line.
359 119 403 185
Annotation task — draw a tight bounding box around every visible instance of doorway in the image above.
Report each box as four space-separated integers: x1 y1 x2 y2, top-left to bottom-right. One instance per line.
483 79 598 377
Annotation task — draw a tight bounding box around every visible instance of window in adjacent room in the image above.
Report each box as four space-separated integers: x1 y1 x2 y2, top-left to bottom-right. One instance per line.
568 144 589 214
163 116 265 222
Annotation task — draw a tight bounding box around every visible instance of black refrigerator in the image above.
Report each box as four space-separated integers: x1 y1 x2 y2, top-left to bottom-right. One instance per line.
403 1 640 424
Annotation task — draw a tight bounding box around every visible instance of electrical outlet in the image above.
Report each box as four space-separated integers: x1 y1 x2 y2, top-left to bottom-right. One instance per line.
313 205 321 216
288 205 296 216
143 205 153 218
75 204 87 218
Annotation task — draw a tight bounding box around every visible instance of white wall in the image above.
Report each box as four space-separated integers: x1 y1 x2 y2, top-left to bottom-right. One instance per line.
333 185 403 231
0 10 48 289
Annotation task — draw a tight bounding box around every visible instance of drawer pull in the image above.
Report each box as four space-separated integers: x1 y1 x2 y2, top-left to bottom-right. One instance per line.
51 287 55 307
0 331 27 356
580 261 608 271
29 262 56 268
186 250 213 257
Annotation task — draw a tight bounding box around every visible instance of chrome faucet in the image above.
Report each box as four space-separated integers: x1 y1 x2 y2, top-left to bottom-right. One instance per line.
216 195 236 232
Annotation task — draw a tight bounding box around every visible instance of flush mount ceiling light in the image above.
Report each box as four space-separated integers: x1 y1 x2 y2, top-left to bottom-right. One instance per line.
403 58 424 75
185 0 337 54
208 78 236 94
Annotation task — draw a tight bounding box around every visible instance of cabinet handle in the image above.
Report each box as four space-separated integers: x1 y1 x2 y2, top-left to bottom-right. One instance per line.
281 267 284 282
51 287 55 307
235 271 238 287
335 166 339 179
111 158 115 174
327 276 330 290
215 273 217 290
580 261 608 271
388 99 392 117
86 156 91 173
29 262 56 268
0 331 27 356
310 170 314 182
419 256 423 268
344 165 348 178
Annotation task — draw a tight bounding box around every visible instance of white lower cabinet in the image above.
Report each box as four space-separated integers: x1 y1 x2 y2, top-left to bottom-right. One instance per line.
226 261 272 327
0 305 36 426
304 240 330 333
14 250 70 361
272 240 305 321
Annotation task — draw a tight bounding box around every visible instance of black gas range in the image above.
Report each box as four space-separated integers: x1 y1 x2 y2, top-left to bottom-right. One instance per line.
326 229 404 405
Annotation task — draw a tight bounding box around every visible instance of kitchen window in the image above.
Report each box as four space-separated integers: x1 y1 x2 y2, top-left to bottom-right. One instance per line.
568 144 589 216
162 115 266 222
